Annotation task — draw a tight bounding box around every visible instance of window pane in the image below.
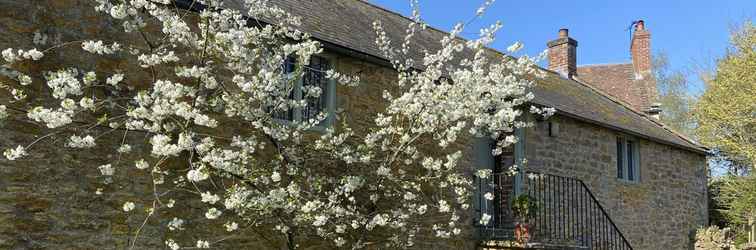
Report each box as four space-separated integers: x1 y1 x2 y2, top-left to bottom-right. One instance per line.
302 56 329 121
616 138 624 179
284 56 296 74
270 56 331 122
627 140 635 181
271 57 298 121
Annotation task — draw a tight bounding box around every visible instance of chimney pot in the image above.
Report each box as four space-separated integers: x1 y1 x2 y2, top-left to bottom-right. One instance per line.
635 20 645 31
547 28 578 78
647 102 662 120
631 20 652 78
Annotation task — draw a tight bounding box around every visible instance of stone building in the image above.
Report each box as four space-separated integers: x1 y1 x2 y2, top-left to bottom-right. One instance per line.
0 0 707 249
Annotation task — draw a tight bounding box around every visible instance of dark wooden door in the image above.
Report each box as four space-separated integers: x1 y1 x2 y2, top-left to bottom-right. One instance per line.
493 144 516 228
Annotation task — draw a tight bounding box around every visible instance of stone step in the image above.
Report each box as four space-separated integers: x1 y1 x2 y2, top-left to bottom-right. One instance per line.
479 241 590 250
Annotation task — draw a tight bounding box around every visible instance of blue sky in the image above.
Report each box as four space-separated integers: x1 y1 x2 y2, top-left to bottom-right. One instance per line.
368 0 755 94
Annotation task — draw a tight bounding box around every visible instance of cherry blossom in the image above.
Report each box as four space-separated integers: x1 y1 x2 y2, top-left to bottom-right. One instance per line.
0 0 550 248
123 202 135 212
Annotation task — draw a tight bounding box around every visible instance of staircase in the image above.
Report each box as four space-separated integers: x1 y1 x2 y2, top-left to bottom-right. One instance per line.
475 172 633 250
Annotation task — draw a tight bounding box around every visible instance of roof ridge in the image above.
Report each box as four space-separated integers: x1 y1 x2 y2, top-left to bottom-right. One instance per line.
577 62 632 67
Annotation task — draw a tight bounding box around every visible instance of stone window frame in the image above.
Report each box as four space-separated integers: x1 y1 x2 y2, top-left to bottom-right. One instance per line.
272 54 337 131
616 135 641 183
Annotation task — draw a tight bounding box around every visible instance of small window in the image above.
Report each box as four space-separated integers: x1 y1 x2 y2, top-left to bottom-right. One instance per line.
272 55 335 127
616 136 640 182
548 121 559 137
616 139 624 179
301 56 330 122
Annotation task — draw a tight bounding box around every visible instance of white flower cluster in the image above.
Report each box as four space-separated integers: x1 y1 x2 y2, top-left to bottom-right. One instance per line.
134 159 149 170
117 144 132 153
98 164 114 176
201 192 220 204
475 169 493 179
60 99 77 111
325 70 360 87
0 105 7 120
10 89 26 101
33 31 48 45
366 214 389 230
476 0 496 16
225 221 239 232
138 51 180 68
106 73 124 86
205 207 222 219
82 41 121 55
79 97 95 110
149 134 183 156
176 65 220 89
187 167 209 182
196 240 210 249
27 107 73 128
480 213 492 225
484 192 494 201
18 74 32 86
507 41 524 53
165 239 180 250
44 69 82 99
530 105 557 118
67 135 96 148
3 145 26 160
82 72 97 85
2 48 44 63
123 201 135 212
168 217 185 231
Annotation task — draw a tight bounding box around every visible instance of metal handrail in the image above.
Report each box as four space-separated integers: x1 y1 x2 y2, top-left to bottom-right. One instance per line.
574 174 633 249
476 171 633 250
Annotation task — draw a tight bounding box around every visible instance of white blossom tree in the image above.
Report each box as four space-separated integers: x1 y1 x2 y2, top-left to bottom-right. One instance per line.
0 0 551 249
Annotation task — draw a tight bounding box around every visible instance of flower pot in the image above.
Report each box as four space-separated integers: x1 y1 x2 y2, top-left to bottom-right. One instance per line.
514 222 531 245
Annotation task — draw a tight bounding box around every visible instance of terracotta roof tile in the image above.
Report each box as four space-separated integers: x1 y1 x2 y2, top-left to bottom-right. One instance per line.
576 64 657 112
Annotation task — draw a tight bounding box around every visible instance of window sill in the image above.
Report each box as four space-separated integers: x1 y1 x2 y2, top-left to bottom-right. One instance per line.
616 178 640 185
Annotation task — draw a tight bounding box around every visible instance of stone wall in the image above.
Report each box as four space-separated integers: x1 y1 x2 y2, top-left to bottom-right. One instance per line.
524 114 708 250
0 0 155 248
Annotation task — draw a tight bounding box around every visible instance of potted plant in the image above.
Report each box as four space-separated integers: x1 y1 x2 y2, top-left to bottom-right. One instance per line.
511 194 539 245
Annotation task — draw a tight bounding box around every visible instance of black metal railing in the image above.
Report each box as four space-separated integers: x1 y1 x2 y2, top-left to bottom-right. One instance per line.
475 172 633 250
474 174 515 240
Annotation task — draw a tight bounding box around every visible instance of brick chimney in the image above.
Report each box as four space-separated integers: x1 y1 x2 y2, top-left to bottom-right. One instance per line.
547 28 578 78
630 20 661 118
631 20 652 79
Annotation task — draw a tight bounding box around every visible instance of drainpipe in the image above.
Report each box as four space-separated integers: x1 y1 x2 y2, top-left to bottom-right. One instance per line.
513 119 528 196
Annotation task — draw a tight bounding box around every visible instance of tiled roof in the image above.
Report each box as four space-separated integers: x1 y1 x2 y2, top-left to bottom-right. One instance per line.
220 0 448 66
219 0 706 154
534 71 704 154
576 63 657 112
